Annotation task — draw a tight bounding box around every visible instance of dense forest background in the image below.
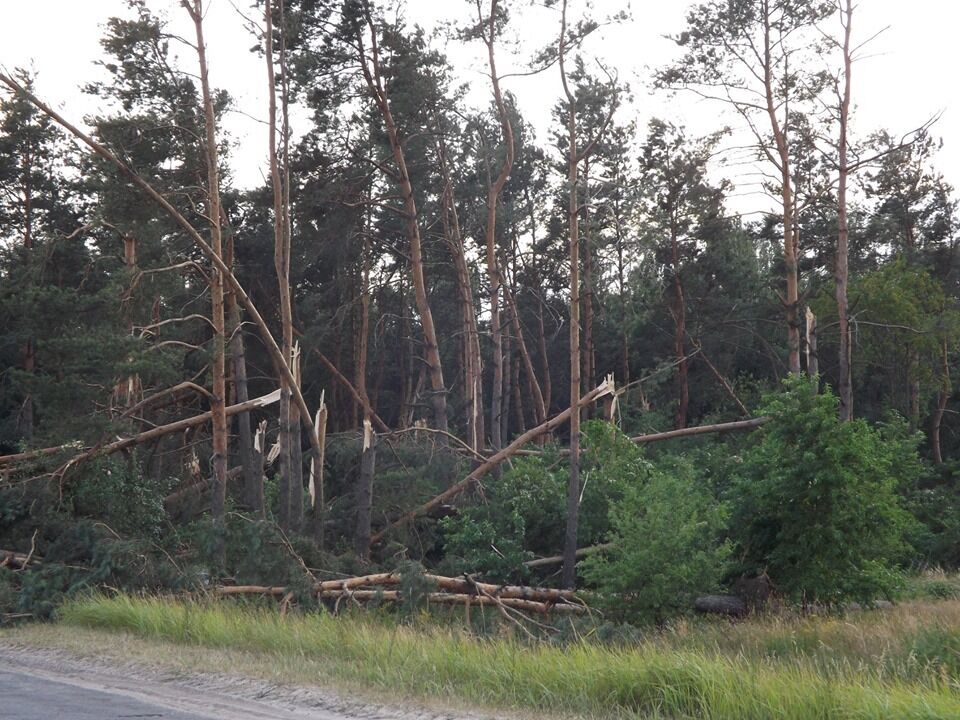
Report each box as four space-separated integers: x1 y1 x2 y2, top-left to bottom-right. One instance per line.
1 0 958 622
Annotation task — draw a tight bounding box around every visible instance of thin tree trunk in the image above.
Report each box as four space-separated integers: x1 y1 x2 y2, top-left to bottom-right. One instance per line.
265 0 296 530
836 0 854 421
437 133 484 451
671 226 689 429
932 340 951 465
503 282 545 425
761 5 801 376
225 231 261 515
582 159 596 406
188 0 229 561
356 7 448 434
560 0 581 590
355 419 376 560
19 144 35 442
806 307 819 379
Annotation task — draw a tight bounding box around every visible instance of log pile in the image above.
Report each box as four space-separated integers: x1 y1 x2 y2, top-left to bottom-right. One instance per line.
218 572 587 615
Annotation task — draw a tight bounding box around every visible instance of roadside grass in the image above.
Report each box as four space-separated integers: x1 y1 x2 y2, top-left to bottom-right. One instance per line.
47 593 960 719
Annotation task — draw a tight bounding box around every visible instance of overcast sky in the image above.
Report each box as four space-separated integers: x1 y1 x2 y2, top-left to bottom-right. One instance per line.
2 0 959 217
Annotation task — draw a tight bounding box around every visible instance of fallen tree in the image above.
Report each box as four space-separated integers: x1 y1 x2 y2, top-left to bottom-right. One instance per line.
631 416 770 444
0 391 280 479
216 571 585 615
370 378 615 544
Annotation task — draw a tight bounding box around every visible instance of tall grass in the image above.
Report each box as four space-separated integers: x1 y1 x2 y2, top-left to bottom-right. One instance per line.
58 594 960 719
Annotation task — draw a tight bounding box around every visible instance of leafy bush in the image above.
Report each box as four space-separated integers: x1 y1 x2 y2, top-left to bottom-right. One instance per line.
581 455 730 623
729 377 916 605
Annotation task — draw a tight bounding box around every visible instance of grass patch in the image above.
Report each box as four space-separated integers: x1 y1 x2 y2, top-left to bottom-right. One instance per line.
46 594 960 719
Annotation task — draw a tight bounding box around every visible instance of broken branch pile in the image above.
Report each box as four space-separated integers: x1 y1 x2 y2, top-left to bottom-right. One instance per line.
218 572 586 615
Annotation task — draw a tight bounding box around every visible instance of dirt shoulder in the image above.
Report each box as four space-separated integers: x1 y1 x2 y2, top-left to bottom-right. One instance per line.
0 625 502 720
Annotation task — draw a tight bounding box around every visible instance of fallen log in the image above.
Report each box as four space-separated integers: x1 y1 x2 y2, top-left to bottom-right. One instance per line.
370 379 615 544
219 571 578 604
524 543 615 569
631 416 770 444
318 589 586 615
694 595 747 617
0 550 42 570
0 444 78 467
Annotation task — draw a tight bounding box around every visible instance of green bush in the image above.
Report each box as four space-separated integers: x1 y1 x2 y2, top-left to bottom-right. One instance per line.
581 455 730 623
729 377 916 605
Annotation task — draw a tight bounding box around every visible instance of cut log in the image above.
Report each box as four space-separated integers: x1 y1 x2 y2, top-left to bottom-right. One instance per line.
694 595 747 617
370 379 615 544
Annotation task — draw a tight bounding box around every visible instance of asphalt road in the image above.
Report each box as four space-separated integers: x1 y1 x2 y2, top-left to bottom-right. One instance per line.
0 665 349 720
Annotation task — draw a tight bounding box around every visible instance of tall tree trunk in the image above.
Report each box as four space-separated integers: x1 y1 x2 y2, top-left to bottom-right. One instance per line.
19 144 35 442
762 6 801 376
560 0 581 590
671 226 689 429
836 0 854 421
355 419 376 560
582 159 596 407
526 186 552 413
503 281 547 426
225 230 261 515
932 339 951 465
188 0 228 560
356 8 448 434
478 0 515 454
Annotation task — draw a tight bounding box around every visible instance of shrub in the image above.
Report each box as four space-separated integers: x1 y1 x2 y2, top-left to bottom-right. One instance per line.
581 455 730 623
729 377 916 605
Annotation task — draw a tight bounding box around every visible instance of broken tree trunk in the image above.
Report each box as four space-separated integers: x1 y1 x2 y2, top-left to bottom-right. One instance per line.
355 419 376 561
370 378 614 545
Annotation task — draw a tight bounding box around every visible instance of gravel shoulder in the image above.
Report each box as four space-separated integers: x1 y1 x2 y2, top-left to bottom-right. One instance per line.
0 626 504 720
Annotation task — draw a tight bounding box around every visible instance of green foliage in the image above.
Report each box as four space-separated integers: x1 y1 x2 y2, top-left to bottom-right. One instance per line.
68 455 172 540
582 455 730 623
441 421 633 581
730 377 917 604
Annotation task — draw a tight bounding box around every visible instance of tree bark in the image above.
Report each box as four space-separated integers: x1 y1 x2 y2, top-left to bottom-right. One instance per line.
761 4 801 376
836 0 854 421
932 339 950 465
225 231 261 515
560 0 581 589
188 0 229 560
671 225 689 429
355 419 376 560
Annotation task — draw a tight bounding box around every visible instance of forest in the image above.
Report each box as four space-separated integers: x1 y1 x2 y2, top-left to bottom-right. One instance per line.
1 0 958 628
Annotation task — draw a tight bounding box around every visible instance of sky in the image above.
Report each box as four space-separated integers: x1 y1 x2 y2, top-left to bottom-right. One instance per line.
2 0 959 218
